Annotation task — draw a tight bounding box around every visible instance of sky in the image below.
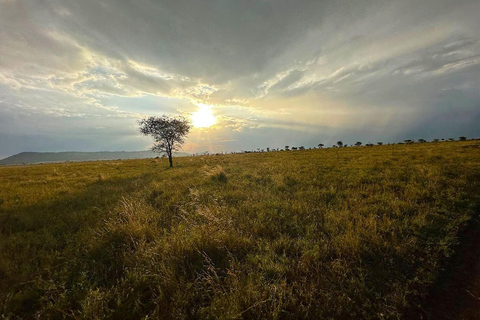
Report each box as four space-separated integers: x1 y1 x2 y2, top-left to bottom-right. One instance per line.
1 0 479 159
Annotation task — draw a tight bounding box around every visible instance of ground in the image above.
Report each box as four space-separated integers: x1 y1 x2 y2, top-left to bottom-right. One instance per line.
0 140 479 319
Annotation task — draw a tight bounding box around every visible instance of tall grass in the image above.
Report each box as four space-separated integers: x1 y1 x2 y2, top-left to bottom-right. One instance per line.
1 141 479 319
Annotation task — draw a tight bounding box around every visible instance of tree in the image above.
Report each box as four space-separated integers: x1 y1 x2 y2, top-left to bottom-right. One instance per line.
459 136 467 141
299 146 305 150
318 143 324 148
418 138 426 143
139 115 191 167
355 141 362 147
337 141 343 148
285 146 290 151
377 142 383 145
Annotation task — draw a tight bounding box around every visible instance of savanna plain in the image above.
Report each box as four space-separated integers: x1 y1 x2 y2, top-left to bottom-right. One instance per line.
1 141 480 319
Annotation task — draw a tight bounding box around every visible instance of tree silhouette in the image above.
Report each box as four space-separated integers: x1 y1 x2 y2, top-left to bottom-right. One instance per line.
459 136 467 141
318 143 324 148
337 141 343 148
355 141 362 147
285 146 290 151
139 115 191 167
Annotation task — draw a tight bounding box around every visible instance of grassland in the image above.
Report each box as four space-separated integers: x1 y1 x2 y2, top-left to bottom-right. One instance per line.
1 141 480 319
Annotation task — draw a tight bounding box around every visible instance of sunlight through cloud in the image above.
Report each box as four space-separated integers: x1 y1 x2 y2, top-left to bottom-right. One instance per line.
191 104 217 128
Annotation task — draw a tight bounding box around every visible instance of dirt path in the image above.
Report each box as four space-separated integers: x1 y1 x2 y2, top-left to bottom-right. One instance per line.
414 215 480 319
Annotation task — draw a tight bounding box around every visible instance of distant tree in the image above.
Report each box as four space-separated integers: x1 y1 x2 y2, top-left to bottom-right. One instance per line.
337 141 343 148
285 146 290 151
318 143 324 148
448 138 455 141
433 139 439 143
366 143 374 147
404 139 414 144
266 147 270 152
459 136 467 141
418 139 426 143
355 141 362 147
291 147 298 150
139 115 191 167
299 146 305 150
377 142 383 145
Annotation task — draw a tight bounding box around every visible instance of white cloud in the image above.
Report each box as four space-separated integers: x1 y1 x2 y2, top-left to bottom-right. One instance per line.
0 0 479 156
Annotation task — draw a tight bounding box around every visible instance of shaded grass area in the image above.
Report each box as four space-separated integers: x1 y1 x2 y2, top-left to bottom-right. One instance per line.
1 141 480 319
410 213 480 319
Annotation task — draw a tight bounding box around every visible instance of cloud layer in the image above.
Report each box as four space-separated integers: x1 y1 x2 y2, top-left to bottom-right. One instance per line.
1 0 479 158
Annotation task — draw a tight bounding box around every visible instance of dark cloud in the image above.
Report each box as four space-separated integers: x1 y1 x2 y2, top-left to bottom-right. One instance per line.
0 0 479 158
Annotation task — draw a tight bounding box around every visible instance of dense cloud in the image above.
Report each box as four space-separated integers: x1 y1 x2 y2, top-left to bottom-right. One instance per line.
0 0 479 158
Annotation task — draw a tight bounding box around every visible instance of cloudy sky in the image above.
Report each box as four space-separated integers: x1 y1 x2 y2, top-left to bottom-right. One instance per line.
1 0 479 159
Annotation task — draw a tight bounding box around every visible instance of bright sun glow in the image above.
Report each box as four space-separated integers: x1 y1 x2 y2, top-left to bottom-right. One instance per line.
192 104 217 128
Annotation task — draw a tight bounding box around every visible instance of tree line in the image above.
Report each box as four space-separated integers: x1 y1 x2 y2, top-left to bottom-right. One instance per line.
139 114 470 167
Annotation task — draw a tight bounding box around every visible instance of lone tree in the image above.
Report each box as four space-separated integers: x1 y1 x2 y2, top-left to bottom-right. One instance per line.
337 141 343 148
139 115 191 167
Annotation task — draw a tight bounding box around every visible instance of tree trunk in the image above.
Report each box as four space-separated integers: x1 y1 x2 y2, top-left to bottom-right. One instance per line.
168 154 173 167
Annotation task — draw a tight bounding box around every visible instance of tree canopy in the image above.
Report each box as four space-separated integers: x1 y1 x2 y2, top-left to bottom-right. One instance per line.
139 115 191 167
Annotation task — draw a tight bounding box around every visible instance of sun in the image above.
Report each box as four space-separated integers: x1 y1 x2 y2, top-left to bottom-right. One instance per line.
192 104 217 128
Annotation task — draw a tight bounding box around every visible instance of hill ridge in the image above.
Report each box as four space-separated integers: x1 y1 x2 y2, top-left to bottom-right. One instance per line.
0 150 190 165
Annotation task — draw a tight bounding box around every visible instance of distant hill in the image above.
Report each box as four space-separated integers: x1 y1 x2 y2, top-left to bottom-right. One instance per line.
0 151 191 165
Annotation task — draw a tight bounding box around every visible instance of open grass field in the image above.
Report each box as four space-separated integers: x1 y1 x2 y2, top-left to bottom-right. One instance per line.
1 141 480 319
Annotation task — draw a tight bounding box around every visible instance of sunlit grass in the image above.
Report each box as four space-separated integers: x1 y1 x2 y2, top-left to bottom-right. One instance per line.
0 141 479 318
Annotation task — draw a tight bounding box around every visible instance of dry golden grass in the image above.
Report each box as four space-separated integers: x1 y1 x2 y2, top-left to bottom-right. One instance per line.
1 141 480 319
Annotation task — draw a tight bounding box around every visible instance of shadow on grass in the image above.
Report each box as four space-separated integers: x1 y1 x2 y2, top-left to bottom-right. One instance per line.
1 172 158 235
405 205 480 319
0 171 162 316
